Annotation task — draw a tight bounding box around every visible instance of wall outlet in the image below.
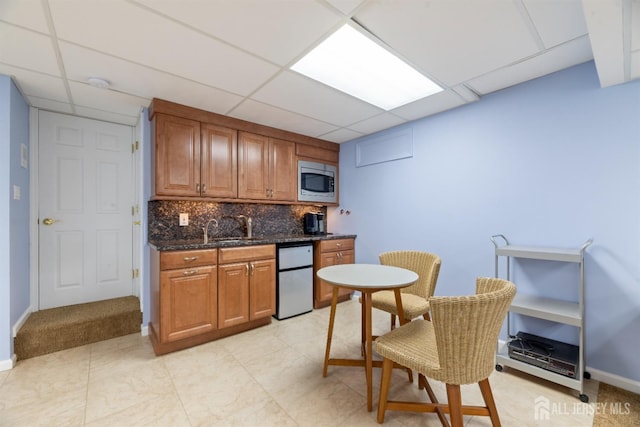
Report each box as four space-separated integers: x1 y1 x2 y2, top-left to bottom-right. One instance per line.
179 213 189 226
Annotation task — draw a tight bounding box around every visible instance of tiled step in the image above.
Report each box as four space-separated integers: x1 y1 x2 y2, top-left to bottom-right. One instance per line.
14 296 141 360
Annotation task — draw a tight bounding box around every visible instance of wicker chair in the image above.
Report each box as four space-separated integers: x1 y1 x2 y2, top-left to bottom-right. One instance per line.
372 251 441 329
375 277 516 427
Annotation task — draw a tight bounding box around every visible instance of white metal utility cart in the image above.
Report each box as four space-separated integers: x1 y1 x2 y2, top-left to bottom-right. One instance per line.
491 234 592 402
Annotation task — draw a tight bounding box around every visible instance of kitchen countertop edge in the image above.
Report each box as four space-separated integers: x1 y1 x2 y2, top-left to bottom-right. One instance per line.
149 234 357 251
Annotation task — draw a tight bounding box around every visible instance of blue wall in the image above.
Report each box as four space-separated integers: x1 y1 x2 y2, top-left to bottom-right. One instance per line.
0 76 11 363
0 75 30 363
9 79 30 341
332 62 640 382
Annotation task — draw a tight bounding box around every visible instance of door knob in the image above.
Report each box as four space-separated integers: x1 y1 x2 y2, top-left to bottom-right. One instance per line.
42 218 59 226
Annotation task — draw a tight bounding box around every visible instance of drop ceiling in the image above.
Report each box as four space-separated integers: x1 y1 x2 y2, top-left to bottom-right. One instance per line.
1 0 638 143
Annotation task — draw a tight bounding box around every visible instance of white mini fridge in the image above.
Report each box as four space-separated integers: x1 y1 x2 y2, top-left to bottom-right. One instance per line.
275 242 314 319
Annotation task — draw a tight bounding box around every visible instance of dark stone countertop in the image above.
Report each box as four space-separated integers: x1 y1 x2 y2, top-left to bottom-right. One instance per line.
149 233 357 251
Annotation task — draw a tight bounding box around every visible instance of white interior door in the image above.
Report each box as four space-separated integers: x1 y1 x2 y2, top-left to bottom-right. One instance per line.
38 111 134 309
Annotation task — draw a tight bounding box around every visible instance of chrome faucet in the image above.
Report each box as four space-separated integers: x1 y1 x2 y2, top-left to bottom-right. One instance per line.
202 219 218 244
237 215 253 238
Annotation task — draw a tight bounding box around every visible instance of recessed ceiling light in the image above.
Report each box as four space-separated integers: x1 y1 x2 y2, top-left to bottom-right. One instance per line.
291 24 442 110
87 77 110 89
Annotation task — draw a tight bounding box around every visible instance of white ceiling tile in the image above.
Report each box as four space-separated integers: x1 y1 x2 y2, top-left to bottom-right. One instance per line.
391 90 468 122
59 42 243 115
0 0 50 33
133 0 342 66
0 64 68 101
27 96 73 114
229 99 339 138
523 0 588 48
3 0 634 140
355 1 541 86
318 127 363 143
323 0 368 16
253 71 383 127
48 0 279 96
68 81 148 118
347 113 406 135
467 36 594 95
0 23 60 76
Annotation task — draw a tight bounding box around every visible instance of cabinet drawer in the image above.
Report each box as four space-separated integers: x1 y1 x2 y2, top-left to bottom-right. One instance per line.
160 249 217 270
218 244 275 264
319 239 354 253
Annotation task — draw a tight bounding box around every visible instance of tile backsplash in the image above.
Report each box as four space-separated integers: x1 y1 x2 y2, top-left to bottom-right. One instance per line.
148 200 326 242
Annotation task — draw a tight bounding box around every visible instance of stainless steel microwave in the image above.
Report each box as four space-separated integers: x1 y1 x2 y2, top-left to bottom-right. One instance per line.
298 160 337 204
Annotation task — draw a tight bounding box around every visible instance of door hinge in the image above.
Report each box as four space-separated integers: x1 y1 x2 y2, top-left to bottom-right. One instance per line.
131 141 139 153
132 268 139 279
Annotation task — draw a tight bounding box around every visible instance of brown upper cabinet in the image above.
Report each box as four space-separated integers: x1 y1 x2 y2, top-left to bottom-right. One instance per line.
153 114 237 198
149 98 340 204
202 123 238 198
238 132 296 201
153 114 201 197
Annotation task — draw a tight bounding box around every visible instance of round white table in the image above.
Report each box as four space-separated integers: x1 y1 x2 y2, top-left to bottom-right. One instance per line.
317 263 419 412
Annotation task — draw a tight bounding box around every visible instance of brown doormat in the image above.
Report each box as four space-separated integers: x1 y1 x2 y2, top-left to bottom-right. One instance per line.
14 296 141 360
593 382 640 426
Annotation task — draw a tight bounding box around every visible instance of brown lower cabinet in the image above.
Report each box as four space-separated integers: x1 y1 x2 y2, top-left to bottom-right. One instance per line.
218 245 276 328
150 244 275 355
313 238 355 308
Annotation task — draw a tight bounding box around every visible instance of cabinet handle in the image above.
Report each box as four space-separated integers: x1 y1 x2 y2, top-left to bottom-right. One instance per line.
196 183 200 192
250 263 255 276
183 256 199 262
245 263 249 276
336 243 342 247
202 184 206 192
183 269 198 276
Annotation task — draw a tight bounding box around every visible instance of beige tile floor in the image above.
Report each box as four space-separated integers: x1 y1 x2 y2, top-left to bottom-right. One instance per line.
0 299 599 426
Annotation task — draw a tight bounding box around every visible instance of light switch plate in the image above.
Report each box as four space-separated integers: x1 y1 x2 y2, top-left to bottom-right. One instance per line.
179 213 189 226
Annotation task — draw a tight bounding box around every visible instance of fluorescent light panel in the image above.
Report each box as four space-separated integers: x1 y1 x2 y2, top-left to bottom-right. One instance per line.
291 24 442 110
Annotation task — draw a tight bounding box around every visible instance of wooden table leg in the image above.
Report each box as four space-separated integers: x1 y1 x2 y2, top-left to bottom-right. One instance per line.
323 286 340 377
394 289 414 383
364 290 373 412
393 289 407 326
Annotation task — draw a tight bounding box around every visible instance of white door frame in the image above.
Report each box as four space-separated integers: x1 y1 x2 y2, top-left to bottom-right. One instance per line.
28 108 143 312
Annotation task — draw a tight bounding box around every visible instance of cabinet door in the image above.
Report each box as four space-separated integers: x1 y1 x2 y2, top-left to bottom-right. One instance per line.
155 114 201 196
218 262 250 328
269 138 296 201
201 124 237 198
238 132 269 199
316 251 340 303
249 258 276 320
160 266 216 342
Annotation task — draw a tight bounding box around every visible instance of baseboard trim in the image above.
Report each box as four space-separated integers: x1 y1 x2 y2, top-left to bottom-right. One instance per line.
0 354 17 371
497 339 639 394
12 305 33 337
587 367 640 394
